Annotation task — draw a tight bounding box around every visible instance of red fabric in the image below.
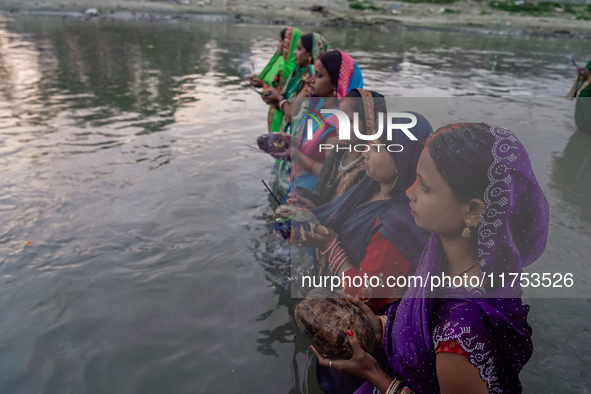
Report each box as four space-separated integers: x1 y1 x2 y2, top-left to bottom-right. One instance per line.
341 232 411 312
435 340 469 358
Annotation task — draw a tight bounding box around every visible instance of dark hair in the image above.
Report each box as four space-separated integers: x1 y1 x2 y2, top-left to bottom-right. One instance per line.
344 90 367 134
426 123 495 203
280 28 287 41
319 50 342 88
300 33 313 53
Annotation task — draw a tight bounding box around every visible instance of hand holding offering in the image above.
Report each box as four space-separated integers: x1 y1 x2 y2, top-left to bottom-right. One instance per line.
295 288 377 360
272 205 332 246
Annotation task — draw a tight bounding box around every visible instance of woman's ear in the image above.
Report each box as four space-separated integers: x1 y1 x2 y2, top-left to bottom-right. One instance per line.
465 198 485 226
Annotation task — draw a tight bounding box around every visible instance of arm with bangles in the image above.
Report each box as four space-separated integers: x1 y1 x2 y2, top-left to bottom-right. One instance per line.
276 86 305 119
321 232 410 311
281 69 313 120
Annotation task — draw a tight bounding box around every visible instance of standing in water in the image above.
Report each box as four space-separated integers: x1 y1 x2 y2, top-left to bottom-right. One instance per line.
263 33 330 134
288 89 386 208
251 27 302 133
290 113 433 394
311 123 549 394
285 50 364 197
294 112 432 310
262 33 330 201
567 59 591 134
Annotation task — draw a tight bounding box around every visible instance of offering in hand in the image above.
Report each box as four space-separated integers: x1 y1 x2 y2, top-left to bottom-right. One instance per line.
257 133 291 158
295 288 377 360
272 205 328 240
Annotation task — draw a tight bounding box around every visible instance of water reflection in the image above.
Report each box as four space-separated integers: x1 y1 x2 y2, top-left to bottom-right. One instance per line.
551 130 591 224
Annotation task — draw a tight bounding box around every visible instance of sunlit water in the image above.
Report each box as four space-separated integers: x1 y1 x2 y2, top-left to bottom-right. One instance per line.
0 14 589 393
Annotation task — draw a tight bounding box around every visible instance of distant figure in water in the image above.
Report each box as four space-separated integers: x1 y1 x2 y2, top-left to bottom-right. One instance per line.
567 59 591 134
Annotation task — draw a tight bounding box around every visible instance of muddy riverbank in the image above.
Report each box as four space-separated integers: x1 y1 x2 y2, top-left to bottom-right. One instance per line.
2 0 591 38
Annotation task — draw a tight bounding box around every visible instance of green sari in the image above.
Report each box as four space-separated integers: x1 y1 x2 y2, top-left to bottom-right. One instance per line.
579 60 591 98
266 27 302 133
568 60 591 133
256 53 283 87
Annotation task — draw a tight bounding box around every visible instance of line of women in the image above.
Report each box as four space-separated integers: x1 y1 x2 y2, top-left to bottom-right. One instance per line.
251 28 550 394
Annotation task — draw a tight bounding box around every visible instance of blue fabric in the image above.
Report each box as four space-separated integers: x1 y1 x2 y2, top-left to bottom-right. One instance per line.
311 177 428 267
346 62 364 93
296 97 338 147
291 172 318 193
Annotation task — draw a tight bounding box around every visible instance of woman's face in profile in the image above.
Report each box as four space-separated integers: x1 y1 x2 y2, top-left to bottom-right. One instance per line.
293 39 310 67
407 149 466 235
361 140 397 184
276 36 284 56
310 59 334 97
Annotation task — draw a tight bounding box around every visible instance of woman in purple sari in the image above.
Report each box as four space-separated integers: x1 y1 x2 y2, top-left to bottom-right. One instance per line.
311 123 550 393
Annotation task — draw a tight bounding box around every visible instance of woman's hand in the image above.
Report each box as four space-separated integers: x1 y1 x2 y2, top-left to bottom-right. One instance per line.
578 67 590 80
262 87 282 105
311 330 380 380
298 82 311 98
249 75 264 88
348 297 383 344
290 146 304 163
286 193 316 208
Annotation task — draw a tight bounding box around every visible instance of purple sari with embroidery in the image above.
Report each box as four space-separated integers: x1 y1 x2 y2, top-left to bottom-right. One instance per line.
354 124 550 394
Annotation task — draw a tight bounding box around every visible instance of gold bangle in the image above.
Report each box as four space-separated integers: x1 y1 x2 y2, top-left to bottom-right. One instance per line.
384 379 396 394
385 378 401 394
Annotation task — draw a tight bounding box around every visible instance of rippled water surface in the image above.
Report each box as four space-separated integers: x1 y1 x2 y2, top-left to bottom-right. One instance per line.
0 15 590 393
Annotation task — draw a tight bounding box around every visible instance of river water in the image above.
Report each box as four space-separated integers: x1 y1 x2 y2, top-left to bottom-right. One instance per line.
0 14 589 393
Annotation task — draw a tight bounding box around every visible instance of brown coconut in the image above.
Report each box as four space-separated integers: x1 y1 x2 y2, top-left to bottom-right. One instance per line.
294 288 377 360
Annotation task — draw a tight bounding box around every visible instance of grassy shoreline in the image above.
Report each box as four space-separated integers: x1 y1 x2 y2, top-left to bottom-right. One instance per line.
1 0 590 38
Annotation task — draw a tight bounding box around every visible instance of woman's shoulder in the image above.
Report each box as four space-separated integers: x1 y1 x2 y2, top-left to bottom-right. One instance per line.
431 299 493 352
432 298 487 322
431 297 530 342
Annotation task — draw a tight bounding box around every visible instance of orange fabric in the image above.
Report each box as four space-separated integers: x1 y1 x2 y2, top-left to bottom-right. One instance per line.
342 232 411 312
435 339 469 358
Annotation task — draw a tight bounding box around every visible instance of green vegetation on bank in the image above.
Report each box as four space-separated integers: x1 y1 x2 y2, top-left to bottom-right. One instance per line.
348 0 380 11
399 0 455 4
347 0 591 20
489 1 591 19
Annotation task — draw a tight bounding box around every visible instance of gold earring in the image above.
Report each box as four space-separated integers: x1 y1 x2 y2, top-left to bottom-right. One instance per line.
333 87 337 97
308 56 312 64
389 174 399 192
462 219 472 238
